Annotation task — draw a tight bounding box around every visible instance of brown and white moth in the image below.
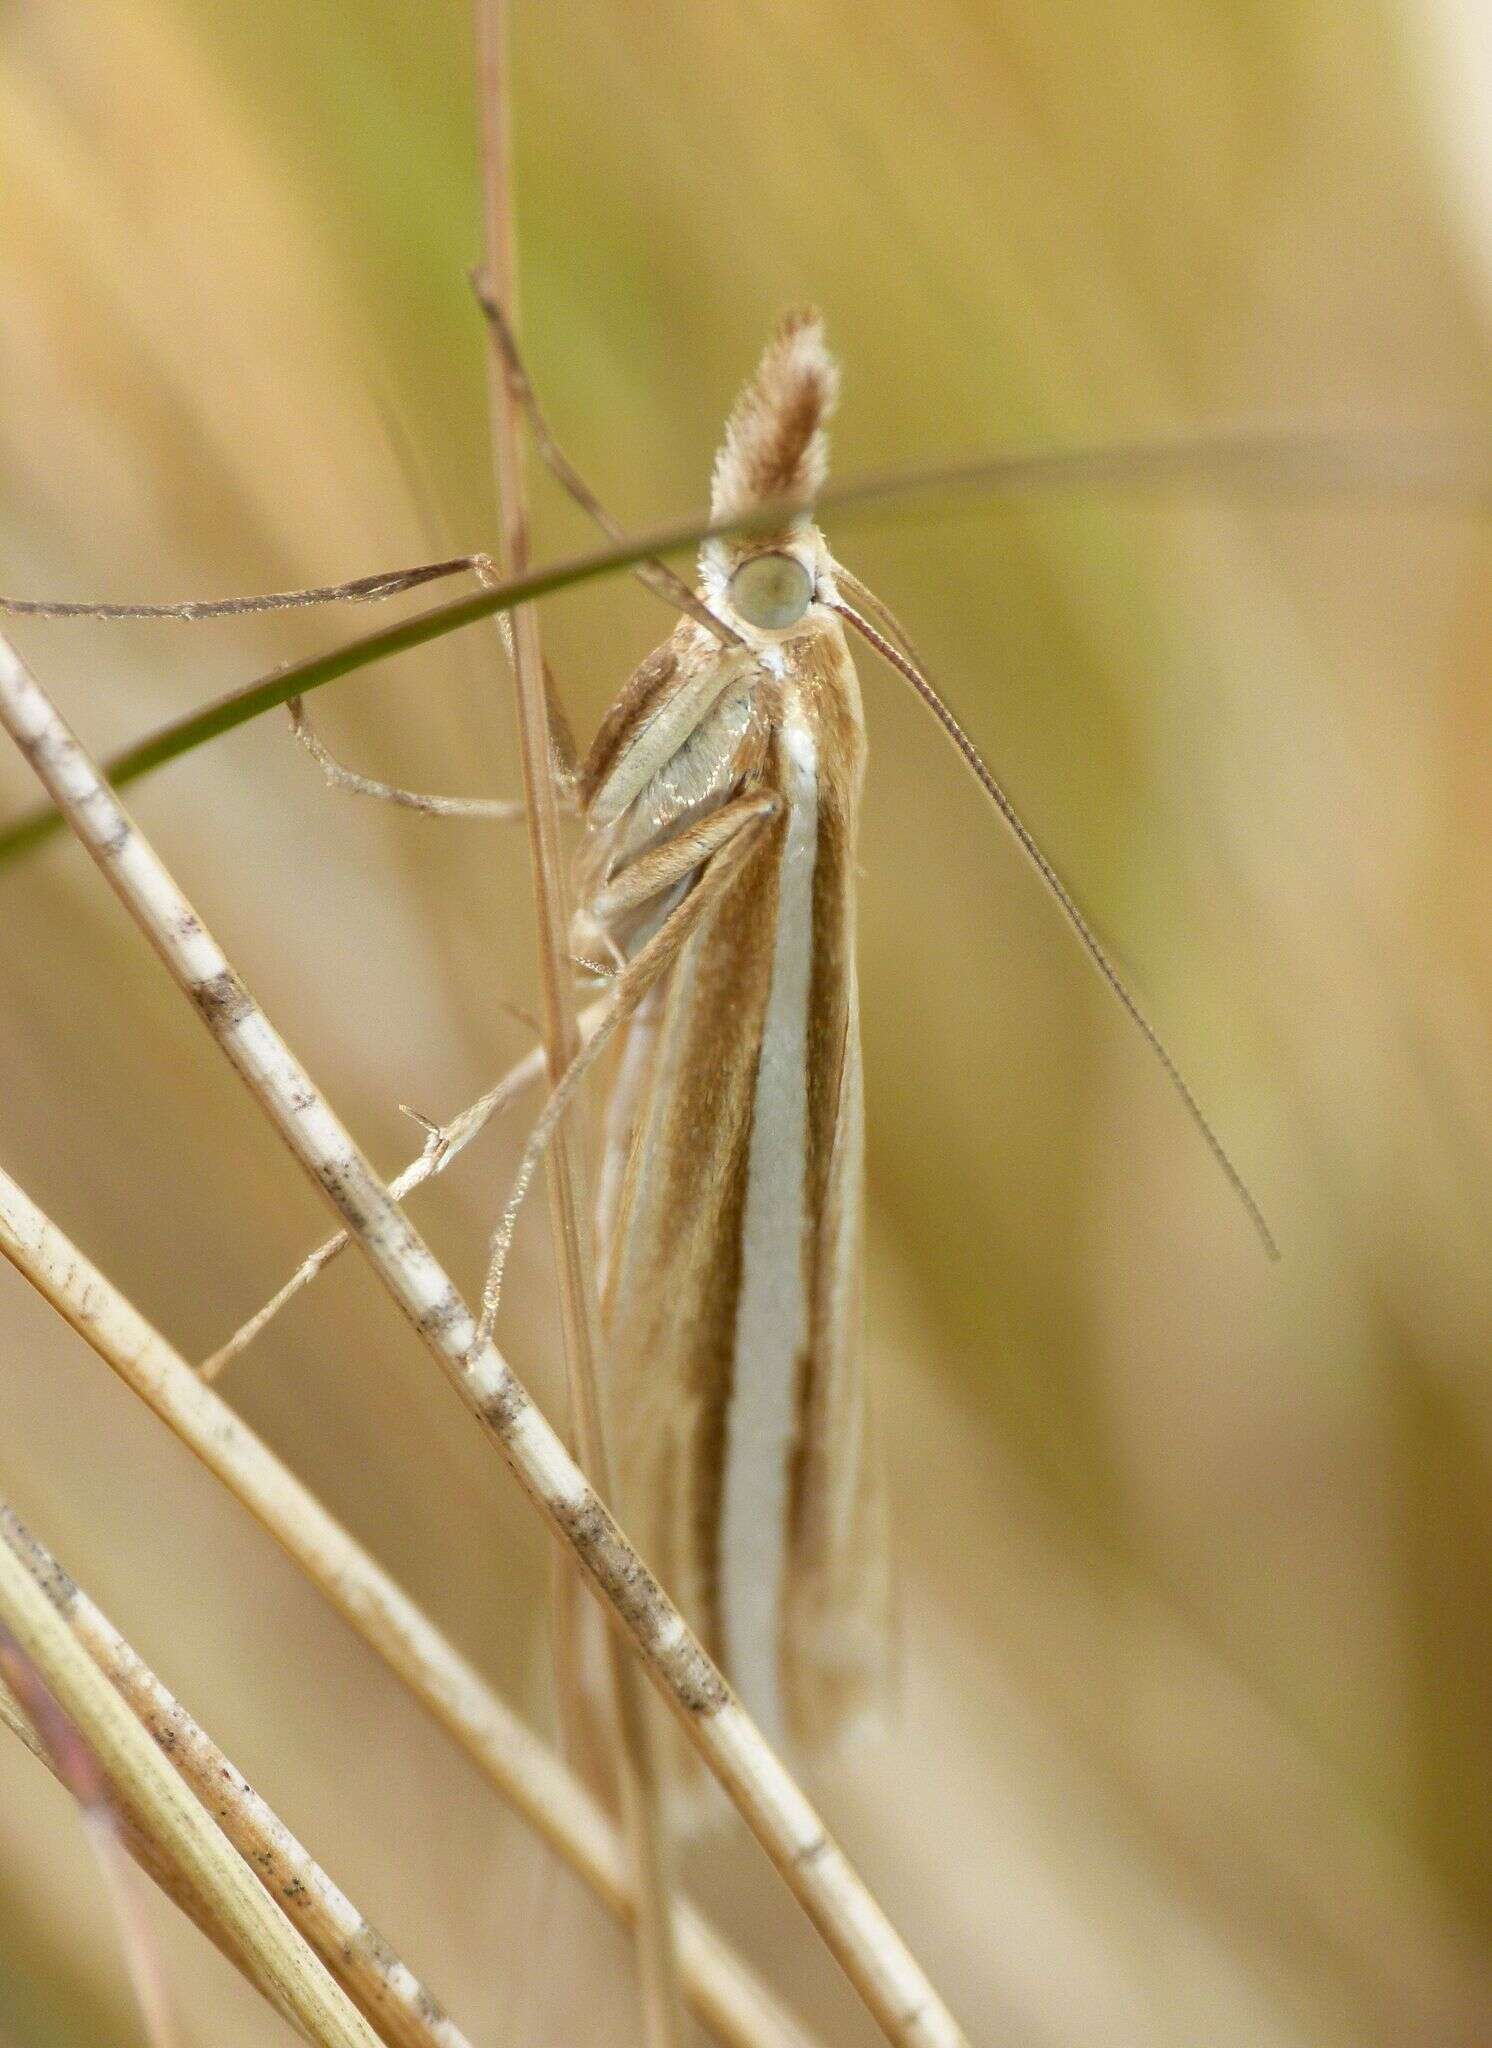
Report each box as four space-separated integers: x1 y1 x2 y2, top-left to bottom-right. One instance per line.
507 311 1275 1805
570 314 886 1776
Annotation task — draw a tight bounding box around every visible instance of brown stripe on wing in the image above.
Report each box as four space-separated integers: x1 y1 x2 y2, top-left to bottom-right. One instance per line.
579 635 683 803
599 773 786 1667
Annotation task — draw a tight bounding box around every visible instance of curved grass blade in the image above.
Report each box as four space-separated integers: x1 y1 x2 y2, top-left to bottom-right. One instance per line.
0 423 1484 867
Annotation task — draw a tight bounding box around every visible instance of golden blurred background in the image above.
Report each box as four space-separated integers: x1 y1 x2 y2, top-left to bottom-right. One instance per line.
2 0 1492 2041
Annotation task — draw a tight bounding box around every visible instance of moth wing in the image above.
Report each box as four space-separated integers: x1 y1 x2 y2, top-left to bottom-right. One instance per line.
783 950 891 1756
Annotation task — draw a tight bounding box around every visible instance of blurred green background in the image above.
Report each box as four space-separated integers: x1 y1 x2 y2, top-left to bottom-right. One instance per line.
2 1 1491 2041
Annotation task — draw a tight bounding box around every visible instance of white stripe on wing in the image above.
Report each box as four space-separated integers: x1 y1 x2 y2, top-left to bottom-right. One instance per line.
719 703 820 1742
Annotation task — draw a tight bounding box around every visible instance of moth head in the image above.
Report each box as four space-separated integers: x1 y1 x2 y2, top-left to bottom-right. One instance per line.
700 311 839 636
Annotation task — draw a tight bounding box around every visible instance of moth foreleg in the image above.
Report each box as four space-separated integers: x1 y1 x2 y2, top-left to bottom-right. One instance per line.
0 556 491 622
472 789 779 1348
278 552 578 819
285 695 532 820
586 800 777 929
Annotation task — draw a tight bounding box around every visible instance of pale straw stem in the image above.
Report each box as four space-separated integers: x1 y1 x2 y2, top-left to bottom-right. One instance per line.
0 1501 383 2048
0 1507 471 2048
474 3 687 2041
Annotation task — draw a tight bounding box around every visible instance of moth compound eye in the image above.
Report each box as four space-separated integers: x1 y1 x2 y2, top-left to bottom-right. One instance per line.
728 551 813 630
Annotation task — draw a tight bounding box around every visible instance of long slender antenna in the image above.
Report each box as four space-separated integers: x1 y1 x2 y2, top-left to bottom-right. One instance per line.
834 563 936 672
831 587 1279 1261
473 282 741 649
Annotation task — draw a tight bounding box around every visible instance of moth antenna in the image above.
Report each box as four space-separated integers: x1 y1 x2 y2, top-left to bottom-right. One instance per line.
710 310 840 523
831 588 1279 1262
471 276 739 647
833 564 934 672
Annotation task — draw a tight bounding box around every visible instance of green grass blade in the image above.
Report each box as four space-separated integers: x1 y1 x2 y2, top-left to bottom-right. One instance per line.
1 425 1481 868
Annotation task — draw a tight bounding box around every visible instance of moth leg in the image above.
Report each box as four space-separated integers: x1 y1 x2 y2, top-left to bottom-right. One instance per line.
285 694 533 820
567 795 776 991
277 551 576 818
471 789 779 1347
588 800 777 926
197 1000 603 1379
0 555 493 622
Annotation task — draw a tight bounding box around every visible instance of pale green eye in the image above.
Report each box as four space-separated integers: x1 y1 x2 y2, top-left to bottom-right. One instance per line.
728 551 813 630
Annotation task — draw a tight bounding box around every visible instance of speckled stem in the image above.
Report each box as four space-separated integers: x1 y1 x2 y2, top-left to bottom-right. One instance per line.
0 1672 289 2013
0 1499 382 2048
0 1507 472 2048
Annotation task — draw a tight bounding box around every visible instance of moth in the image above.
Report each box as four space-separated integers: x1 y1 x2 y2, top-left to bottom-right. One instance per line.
571 313 885 1772
484 310 1274 1800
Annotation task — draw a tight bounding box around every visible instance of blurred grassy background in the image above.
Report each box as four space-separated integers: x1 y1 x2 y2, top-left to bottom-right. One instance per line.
2 0 1491 2041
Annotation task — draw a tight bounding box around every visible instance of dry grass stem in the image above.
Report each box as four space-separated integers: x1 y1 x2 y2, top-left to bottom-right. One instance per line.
0 1496 383 2048
0 1625 185 2048
0 622 968 2048
474 4 687 2042
0 1673 327 2024
0 1507 475 2048
0 1164 822 2048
